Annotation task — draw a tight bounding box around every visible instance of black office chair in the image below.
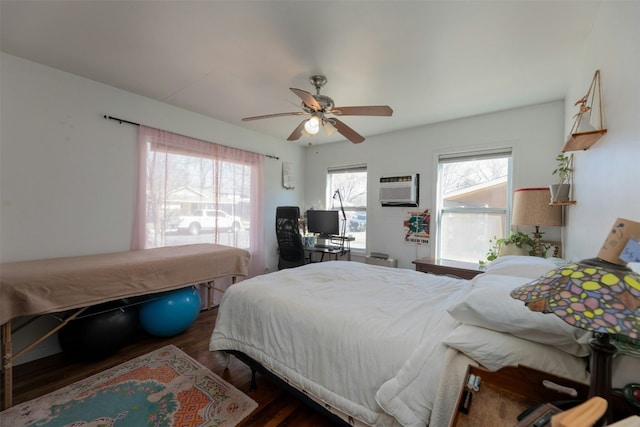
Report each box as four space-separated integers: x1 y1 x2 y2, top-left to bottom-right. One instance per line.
276 206 306 270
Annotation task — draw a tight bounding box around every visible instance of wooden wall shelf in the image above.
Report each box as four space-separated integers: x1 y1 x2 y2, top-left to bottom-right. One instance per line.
550 200 576 206
562 129 607 152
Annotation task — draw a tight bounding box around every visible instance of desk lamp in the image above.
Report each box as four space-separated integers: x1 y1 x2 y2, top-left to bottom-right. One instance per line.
333 189 347 238
511 218 640 425
511 188 563 256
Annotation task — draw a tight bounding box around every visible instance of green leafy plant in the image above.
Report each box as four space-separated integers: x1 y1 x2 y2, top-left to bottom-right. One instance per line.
480 231 536 264
552 153 573 185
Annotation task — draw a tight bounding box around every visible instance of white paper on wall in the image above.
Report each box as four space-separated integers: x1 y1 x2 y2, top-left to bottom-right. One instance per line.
282 161 295 189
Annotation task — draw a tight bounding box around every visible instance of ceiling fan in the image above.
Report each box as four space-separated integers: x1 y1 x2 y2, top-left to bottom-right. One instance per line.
242 75 393 144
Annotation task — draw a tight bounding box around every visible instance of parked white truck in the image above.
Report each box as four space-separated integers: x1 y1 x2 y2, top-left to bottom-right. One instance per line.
176 209 243 235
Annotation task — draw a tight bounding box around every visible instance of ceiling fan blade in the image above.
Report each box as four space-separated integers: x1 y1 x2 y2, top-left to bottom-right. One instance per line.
290 88 321 111
331 118 365 144
242 112 306 121
331 106 393 116
287 120 307 141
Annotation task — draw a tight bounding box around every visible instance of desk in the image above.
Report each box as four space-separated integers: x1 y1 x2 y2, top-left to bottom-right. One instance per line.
304 235 355 263
305 246 351 262
412 257 484 280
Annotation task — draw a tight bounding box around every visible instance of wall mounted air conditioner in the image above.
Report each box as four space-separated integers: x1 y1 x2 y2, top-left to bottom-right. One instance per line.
379 174 419 207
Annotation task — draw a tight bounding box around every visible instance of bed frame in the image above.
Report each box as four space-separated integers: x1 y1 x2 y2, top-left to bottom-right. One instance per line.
0 243 250 409
227 350 353 426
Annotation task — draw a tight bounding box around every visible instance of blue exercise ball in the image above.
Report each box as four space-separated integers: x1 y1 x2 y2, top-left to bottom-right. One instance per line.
139 286 201 337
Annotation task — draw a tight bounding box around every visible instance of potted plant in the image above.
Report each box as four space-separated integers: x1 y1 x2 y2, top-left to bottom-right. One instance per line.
550 153 573 202
481 232 535 264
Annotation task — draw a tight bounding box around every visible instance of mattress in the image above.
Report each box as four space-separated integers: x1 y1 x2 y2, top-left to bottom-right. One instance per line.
210 261 469 426
209 257 591 426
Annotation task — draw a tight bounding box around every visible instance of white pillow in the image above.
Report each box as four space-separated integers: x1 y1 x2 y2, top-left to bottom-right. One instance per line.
443 324 590 384
483 255 564 278
448 274 591 356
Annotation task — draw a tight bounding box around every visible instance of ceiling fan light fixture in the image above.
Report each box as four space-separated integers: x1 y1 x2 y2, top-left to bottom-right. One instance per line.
304 115 320 135
323 119 337 137
241 75 392 144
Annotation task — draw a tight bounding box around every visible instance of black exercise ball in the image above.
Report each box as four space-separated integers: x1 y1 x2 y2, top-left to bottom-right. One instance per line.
58 299 139 362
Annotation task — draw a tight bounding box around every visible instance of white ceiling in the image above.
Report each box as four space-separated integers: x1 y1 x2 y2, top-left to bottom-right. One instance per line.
0 1 603 145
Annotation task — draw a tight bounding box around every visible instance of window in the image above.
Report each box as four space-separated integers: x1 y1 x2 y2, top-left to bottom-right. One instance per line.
327 165 367 251
134 126 265 276
436 149 512 263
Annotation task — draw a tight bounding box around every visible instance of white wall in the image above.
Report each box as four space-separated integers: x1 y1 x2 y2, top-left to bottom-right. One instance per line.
563 1 640 273
0 53 305 269
561 0 640 389
0 53 305 362
3 0 638 382
302 2 640 386
304 101 565 268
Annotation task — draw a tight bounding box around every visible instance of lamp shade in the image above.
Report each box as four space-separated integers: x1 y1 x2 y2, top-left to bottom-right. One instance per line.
510 262 640 339
511 220 640 410
512 188 563 227
324 119 337 137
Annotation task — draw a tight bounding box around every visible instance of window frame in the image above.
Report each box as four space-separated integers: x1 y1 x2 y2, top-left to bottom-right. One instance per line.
435 148 513 262
326 164 368 252
135 126 263 257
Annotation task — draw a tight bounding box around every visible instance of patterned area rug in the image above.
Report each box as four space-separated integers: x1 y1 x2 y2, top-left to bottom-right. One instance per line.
2 345 257 426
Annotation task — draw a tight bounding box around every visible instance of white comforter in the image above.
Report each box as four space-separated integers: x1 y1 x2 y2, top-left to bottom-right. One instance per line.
209 261 470 426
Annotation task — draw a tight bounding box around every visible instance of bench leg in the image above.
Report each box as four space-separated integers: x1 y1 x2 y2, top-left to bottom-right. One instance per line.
2 321 12 409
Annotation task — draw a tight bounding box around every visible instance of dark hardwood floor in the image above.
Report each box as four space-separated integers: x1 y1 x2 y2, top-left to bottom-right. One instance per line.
7 307 339 426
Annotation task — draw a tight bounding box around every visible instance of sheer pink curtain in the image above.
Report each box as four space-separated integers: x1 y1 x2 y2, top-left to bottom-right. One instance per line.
132 126 265 278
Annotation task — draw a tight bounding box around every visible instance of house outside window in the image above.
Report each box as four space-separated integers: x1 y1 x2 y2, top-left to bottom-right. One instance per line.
146 154 252 249
137 126 263 256
327 165 367 251
436 149 512 263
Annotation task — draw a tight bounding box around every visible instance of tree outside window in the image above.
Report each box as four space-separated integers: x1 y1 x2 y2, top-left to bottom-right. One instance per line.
437 151 512 262
327 166 367 251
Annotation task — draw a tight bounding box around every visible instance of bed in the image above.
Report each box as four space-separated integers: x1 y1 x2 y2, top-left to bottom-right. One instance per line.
209 256 592 427
1 243 250 408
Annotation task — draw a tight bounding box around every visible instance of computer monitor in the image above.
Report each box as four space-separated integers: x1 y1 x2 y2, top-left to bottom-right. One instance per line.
306 210 339 238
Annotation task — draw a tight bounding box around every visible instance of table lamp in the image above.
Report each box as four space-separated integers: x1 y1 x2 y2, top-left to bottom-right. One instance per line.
510 218 640 425
511 188 563 256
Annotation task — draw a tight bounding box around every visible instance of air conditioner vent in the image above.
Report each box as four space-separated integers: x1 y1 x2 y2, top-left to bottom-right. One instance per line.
379 174 419 207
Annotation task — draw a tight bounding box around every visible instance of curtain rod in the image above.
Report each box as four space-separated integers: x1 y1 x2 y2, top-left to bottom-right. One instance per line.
104 115 280 160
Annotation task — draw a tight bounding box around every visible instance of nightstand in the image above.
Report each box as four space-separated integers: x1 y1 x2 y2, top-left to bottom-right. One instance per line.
450 365 589 427
412 258 484 280
450 365 636 426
